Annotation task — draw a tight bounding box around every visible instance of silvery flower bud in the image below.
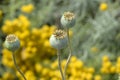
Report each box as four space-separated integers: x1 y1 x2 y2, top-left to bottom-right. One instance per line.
61 11 75 29
4 34 20 52
49 29 68 49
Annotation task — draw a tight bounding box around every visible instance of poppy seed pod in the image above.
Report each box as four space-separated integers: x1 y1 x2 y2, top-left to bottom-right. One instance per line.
4 34 20 52
49 29 68 49
61 11 75 29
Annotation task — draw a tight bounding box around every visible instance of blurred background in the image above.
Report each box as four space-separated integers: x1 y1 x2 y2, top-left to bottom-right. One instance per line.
0 0 120 80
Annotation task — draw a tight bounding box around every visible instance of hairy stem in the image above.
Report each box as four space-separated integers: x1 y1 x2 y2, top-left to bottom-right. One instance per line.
64 29 72 78
57 50 65 80
12 53 27 80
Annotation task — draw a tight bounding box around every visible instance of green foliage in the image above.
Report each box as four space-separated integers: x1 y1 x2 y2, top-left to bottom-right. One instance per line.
72 0 120 54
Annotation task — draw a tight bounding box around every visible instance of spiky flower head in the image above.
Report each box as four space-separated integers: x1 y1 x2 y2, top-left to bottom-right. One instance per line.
61 11 75 29
49 29 68 49
4 34 20 52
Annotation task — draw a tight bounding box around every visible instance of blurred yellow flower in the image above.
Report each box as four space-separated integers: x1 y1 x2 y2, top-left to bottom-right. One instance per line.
70 56 77 62
116 68 120 73
87 67 95 73
110 66 116 73
3 72 14 80
86 73 93 80
51 61 58 69
102 55 109 62
2 49 14 68
21 4 34 13
35 63 42 73
94 75 102 80
100 67 109 73
44 40 51 47
25 70 36 80
51 77 58 80
73 60 84 69
103 61 112 68
91 47 99 53
53 70 61 78
99 3 108 11
61 60 67 68
117 56 120 63
42 68 50 76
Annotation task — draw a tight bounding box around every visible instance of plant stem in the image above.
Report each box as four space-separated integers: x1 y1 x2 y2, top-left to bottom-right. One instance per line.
64 29 72 78
118 73 120 80
57 50 65 80
12 52 27 80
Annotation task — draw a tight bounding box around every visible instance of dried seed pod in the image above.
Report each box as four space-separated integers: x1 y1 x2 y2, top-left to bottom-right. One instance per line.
61 11 75 29
4 34 20 52
49 29 68 49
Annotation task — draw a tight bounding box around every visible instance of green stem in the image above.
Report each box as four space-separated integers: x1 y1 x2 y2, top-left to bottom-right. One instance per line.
118 73 120 80
57 50 65 80
64 29 72 78
12 53 27 80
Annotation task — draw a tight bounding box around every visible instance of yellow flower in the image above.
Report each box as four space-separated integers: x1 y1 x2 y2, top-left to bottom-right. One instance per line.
40 78 46 80
71 69 79 77
94 75 102 80
25 70 36 80
42 25 50 32
21 49 33 60
91 47 99 53
53 70 61 78
69 76 76 80
41 68 49 76
100 67 109 73
49 26 56 34
12 19 20 26
18 15 28 21
102 55 109 62
41 33 49 40
20 40 25 47
19 30 30 39
87 67 95 73
31 47 37 53
117 56 120 63
3 72 14 80
85 73 93 80
51 61 58 69
73 60 84 69
81 72 87 79
35 63 42 73
103 61 112 68
61 60 67 68
21 4 34 13
27 41 34 46
2 49 14 68
70 56 77 62
32 28 40 36
110 66 116 73
116 67 120 73
51 77 59 80
2 26 9 34
99 3 108 11
4 20 12 26
44 40 51 47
